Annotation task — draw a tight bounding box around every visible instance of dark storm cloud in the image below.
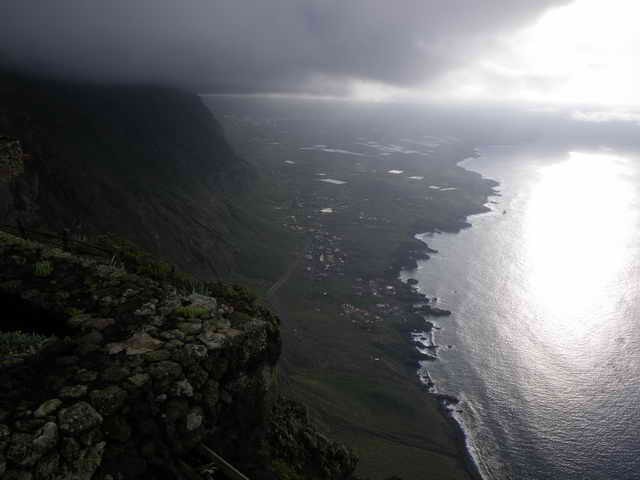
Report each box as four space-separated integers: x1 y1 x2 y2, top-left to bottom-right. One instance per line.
0 1 569 93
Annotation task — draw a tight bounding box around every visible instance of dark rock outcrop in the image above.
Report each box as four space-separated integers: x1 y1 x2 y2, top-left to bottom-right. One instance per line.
0 230 356 479
265 399 358 480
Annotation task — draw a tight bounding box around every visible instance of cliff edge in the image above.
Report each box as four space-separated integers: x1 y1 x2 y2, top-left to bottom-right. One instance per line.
0 229 357 479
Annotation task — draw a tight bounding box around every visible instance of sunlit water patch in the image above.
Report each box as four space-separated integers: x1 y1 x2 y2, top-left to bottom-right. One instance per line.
524 152 636 353
402 145 640 480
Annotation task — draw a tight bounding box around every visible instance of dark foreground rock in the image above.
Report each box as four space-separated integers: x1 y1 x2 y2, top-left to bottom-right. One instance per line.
265 398 358 480
413 305 452 317
0 230 356 480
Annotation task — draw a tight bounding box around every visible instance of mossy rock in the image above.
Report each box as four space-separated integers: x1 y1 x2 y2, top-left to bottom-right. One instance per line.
174 306 210 319
0 331 50 357
33 261 53 277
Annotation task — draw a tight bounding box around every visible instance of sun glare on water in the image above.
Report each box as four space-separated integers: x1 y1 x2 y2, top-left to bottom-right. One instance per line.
524 152 637 345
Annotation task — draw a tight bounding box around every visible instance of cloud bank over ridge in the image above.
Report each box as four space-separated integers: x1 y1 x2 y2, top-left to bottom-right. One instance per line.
1 1 568 94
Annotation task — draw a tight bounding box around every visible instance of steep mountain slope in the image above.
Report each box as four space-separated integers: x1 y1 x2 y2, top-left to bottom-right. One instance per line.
0 73 289 283
0 79 359 478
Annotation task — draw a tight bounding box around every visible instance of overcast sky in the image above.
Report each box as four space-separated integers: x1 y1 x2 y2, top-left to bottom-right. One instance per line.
2 0 639 108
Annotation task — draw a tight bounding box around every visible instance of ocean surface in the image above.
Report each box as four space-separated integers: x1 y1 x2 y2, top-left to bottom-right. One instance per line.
402 144 640 480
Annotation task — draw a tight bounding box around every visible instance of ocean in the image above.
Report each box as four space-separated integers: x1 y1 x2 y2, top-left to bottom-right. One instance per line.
402 144 640 480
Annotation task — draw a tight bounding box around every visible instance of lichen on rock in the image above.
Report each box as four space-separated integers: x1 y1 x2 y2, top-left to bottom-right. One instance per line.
58 402 103 436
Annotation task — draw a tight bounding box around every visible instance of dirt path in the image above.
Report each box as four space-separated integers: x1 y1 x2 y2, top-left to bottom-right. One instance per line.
266 255 301 300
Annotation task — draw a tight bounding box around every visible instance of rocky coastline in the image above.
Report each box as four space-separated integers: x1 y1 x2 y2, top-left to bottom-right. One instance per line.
387 244 485 480
389 160 497 480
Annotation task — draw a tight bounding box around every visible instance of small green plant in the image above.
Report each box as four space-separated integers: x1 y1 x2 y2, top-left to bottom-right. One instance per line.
270 459 304 480
34 261 53 277
135 261 171 277
189 279 211 296
174 306 210 319
64 307 84 317
0 330 49 356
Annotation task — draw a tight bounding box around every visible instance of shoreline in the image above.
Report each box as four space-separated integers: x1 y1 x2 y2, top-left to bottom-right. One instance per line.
271 142 498 479
397 151 499 480
437 396 485 480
